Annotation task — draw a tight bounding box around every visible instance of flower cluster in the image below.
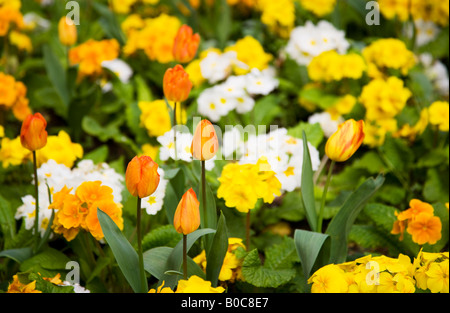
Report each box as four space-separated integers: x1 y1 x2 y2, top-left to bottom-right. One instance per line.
122 13 181 64
286 20 349 66
309 250 448 293
218 158 281 213
307 50 366 82
0 1 24 36
391 199 442 245
69 39 120 80
50 180 124 241
194 238 246 283
149 276 225 293
378 0 449 26
362 38 416 77
15 159 125 237
0 72 31 121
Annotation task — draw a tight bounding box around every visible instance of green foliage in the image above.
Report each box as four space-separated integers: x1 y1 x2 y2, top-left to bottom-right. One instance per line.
142 225 182 252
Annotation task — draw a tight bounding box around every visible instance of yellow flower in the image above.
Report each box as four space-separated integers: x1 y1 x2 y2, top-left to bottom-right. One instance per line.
363 38 416 76
298 0 337 17
218 160 281 213
0 136 31 168
363 118 398 148
123 14 181 64
9 30 32 52
110 0 138 14
360 77 412 121
257 0 295 38
7 275 41 293
36 130 83 168
377 0 411 21
185 59 205 87
141 143 159 161
428 101 449 132
426 260 449 293
148 281 175 293
0 3 24 37
411 0 449 26
225 36 273 75
308 51 366 82
176 275 225 293
308 264 349 293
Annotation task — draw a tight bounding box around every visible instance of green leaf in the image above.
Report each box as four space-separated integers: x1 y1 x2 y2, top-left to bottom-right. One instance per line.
294 229 330 281
42 45 70 111
299 88 340 110
288 122 324 148
214 0 232 49
0 247 33 264
252 95 283 126
206 212 229 287
97 208 143 293
20 247 71 278
142 225 182 251
198 177 218 256
301 131 318 232
241 246 296 288
326 175 385 263
92 2 126 45
84 145 109 164
143 247 205 281
0 194 15 241
423 168 449 203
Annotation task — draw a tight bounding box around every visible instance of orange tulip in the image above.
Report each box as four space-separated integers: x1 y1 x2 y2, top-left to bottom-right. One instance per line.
58 16 77 46
173 24 200 64
191 119 219 161
173 188 200 235
20 113 48 151
163 64 193 103
125 156 160 198
325 119 365 162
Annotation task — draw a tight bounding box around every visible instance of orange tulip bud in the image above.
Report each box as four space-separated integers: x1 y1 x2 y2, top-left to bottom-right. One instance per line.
58 16 77 46
163 64 193 103
325 119 365 162
20 113 48 151
173 188 200 235
125 156 160 198
173 24 200 64
191 119 219 161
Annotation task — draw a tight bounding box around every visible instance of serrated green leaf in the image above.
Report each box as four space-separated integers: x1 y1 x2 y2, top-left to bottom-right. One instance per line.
363 203 398 232
142 225 182 251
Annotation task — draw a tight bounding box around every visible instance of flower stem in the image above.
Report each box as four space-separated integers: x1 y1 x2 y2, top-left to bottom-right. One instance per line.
32 151 40 248
136 196 147 292
317 160 335 233
201 160 206 227
173 102 178 161
246 211 251 251
183 234 187 280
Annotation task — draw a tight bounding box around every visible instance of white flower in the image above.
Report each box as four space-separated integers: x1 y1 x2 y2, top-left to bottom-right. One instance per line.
420 53 450 96
197 87 232 122
157 129 194 162
37 160 72 194
244 68 279 96
222 127 245 158
200 51 239 84
23 13 51 30
308 111 344 138
141 168 168 215
101 59 133 92
60 281 90 293
286 21 349 66
15 191 52 237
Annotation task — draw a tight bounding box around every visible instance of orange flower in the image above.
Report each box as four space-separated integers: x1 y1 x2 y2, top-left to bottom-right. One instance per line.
325 119 365 162
163 64 193 102
20 113 48 151
407 212 442 245
173 24 200 64
58 16 77 46
398 199 434 221
7 275 41 293
191 119 219 161
173 188 200 235
86 199 124 240
125 156 160 198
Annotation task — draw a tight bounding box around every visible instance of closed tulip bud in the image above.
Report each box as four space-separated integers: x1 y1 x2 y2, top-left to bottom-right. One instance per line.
163 64 193 103
191 119 219 161
173 188 200 235
173 25 200 64
125 156 160 198
58 17 77 46
20 113 48 151
325 119 365 162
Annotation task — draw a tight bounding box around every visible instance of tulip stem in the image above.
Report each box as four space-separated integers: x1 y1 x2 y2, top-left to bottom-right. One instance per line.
183 234 187 280
201 160 207 228
317 160 335 233
32 151 40 249
136 197 147 292
173 102 178 161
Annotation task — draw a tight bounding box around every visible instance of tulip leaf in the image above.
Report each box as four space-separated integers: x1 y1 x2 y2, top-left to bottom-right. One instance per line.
164 168 185 225
301 131 318 232
294 229 330 283
97 208 143 293
326 174 385 263
206 212 229 287
198 177 217 256
0 247 33 264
